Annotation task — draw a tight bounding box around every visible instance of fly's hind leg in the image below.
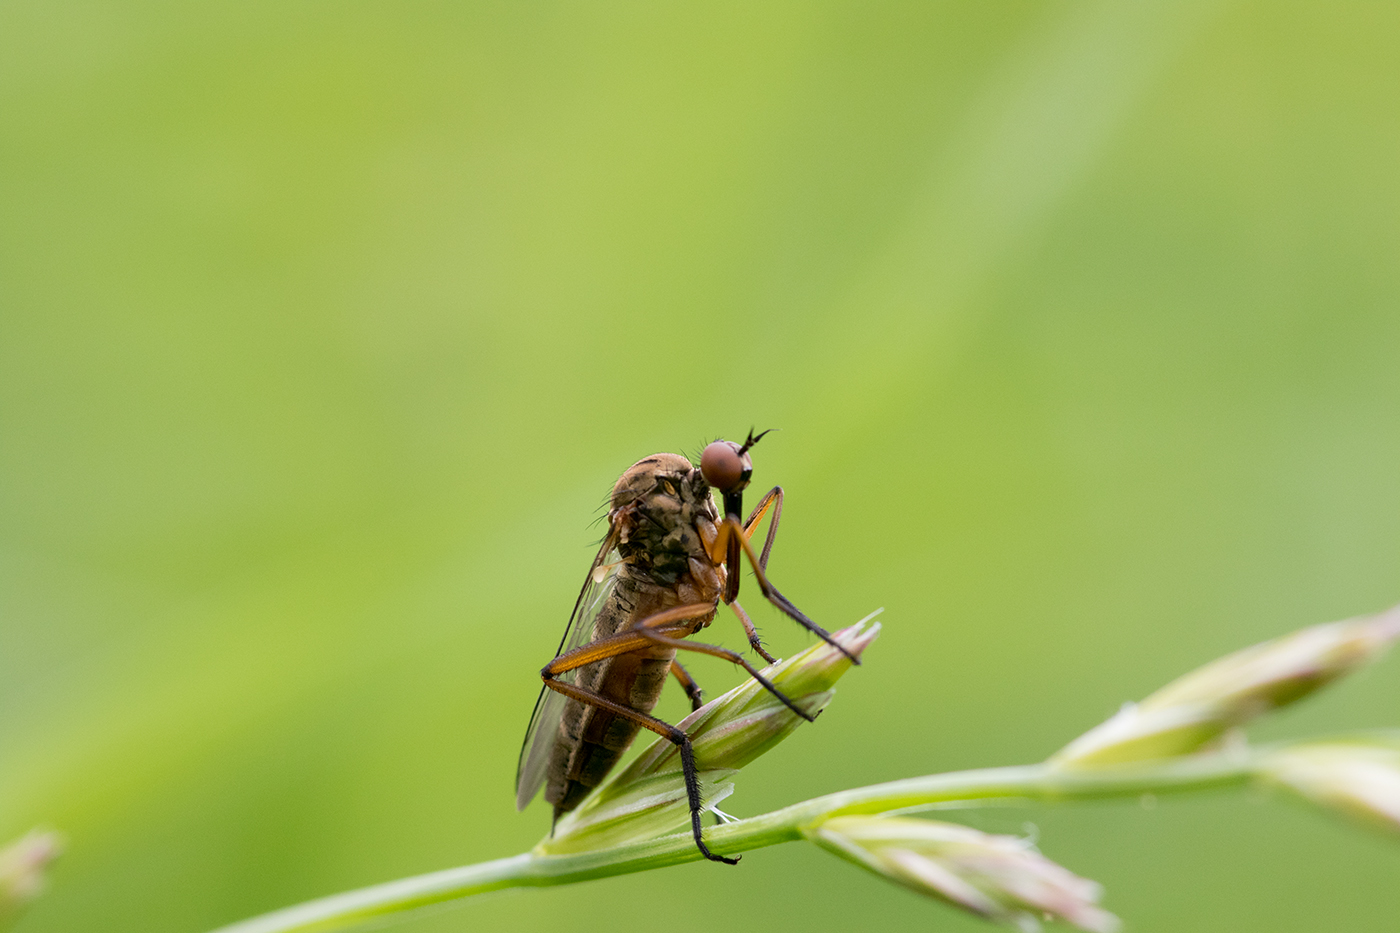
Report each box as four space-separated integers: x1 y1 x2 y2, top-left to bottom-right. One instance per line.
537 673 737 865
670 660 705 712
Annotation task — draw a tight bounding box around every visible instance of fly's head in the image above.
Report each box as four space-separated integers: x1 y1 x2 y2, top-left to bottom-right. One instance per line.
700 428 771 519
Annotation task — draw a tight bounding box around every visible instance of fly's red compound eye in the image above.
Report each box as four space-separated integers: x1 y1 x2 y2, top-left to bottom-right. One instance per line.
700 440 748 492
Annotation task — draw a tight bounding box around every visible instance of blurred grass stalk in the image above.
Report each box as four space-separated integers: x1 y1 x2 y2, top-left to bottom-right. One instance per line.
208 606 1400 933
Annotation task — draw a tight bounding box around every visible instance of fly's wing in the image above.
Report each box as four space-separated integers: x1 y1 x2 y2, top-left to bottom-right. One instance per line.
515 530 620 811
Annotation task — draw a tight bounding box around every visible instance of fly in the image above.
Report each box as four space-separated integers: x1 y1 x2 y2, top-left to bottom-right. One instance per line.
514 430 856 864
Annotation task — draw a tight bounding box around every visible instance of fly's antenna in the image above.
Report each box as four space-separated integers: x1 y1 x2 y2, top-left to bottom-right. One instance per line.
738 428 774 455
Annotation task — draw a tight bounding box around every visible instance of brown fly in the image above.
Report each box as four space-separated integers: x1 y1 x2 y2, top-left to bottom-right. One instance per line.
515 430 856 864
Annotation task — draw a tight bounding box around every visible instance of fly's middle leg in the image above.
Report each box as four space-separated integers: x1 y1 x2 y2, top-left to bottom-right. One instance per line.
622 605 814 722
548 604 807 719
633 623 815 723
669 660 705 712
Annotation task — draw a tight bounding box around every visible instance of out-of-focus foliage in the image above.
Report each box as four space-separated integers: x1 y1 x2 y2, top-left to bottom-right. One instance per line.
2 2 1398 931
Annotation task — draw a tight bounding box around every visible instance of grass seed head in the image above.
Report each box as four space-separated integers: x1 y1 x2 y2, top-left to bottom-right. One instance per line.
1052 606 1400 768
1261 734 1400 836
805 816 1119 933
0 830 62 922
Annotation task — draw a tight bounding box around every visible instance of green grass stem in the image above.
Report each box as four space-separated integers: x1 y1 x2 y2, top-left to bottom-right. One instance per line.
207 751 1257 933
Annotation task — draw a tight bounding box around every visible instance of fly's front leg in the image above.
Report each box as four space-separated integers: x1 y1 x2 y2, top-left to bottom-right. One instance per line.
743 486 784 572
670 660 705 712
713 487 783 600
722 524 743 603
711 516 859 664
730 488 782 662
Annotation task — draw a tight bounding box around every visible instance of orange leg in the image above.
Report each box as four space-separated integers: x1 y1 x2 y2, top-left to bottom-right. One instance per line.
543 602 716 674
743 486 784 572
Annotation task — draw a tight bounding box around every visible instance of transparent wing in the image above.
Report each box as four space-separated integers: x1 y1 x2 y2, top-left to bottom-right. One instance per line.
515 529 621 811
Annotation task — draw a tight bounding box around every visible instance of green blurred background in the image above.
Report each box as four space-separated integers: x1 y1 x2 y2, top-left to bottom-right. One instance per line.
3 1 1399 930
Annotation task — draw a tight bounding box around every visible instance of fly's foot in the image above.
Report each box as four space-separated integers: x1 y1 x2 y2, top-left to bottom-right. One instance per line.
697 842 740 866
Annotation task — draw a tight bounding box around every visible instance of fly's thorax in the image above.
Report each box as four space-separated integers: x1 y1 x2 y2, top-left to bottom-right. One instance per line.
609 452 721 594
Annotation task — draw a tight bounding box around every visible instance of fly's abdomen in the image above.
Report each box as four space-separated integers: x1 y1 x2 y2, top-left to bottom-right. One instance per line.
547 645 676 816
